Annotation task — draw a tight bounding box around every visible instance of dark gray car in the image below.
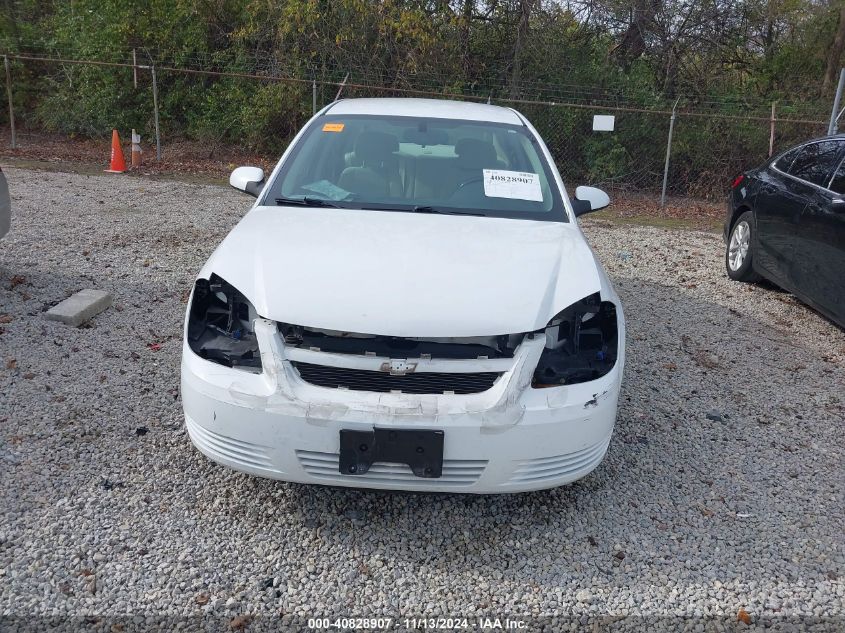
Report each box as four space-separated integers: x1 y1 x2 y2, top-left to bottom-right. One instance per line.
724 136 845 328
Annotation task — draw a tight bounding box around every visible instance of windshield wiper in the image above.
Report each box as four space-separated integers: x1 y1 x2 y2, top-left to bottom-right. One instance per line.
412 206 485 217
290 199 484 216
357 204 486 216
275 196 341 208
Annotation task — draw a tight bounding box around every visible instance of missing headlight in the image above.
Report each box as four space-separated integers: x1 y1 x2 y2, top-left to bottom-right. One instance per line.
532 292 618 387
187 274 261 370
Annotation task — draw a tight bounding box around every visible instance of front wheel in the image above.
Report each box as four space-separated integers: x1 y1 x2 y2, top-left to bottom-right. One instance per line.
725 211 761 282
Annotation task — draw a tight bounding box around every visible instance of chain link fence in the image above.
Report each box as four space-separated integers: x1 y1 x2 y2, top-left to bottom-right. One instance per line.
0 52 831 201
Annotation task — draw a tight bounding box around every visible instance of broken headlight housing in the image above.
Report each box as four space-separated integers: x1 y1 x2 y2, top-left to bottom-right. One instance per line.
187 274 261 370
532 292 618 387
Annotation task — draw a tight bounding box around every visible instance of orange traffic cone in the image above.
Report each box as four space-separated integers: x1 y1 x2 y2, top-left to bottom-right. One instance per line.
104 129 127 173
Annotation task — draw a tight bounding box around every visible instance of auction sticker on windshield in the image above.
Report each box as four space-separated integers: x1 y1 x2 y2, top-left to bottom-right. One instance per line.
482 169 543 201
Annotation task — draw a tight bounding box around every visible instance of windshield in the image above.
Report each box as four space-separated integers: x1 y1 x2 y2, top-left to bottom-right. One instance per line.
264 114 567 222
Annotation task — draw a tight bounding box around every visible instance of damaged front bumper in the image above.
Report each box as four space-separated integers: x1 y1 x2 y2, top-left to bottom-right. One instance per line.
181 317 624 493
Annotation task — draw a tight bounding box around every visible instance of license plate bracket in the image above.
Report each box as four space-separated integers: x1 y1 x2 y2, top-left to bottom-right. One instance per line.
339 428 444 479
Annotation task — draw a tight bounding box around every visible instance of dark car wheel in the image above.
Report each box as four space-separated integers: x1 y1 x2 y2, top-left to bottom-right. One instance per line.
726 211 761 282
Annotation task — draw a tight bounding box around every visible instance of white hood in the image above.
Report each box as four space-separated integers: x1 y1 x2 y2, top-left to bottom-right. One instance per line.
200 206 602 337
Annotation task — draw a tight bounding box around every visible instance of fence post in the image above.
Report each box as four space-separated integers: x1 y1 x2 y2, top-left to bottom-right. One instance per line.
660 98 679 208
769 102 776 157
150 65 161 161
828 68 845 135
312 79 317 115
3 55 16 149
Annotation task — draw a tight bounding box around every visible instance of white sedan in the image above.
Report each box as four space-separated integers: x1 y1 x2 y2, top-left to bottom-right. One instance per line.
181 98 625 493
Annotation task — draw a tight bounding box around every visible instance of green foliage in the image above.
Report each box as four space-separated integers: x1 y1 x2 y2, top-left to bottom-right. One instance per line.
187 78 308 151
38 65 151 135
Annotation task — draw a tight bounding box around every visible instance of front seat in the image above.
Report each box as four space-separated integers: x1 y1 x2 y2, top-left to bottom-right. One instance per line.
454 138 505 183
339 131 401 198
448 138 507 204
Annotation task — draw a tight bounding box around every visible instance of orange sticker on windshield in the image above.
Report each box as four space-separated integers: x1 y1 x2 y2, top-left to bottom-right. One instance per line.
322 122 345 132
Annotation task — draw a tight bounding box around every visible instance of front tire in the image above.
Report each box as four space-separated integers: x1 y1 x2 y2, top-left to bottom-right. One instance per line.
726 211 760 282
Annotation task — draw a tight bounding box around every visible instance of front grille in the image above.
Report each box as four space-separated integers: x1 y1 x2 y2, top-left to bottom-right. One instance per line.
290 361 501 395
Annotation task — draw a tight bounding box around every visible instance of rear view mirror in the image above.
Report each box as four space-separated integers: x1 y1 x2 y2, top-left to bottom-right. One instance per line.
572 186 610 217
230 166 265 198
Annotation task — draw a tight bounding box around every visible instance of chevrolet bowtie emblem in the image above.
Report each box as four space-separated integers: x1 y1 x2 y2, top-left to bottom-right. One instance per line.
380 359 418 375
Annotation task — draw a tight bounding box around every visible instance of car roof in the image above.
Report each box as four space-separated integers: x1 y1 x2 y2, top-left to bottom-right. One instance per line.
324 98 524 125
769 133 845 162
787 133 845 147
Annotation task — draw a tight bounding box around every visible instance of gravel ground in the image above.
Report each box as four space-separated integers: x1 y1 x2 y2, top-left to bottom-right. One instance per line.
0 167 843 632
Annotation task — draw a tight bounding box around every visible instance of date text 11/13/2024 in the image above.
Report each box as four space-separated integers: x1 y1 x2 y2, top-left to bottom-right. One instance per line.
307 617 529 630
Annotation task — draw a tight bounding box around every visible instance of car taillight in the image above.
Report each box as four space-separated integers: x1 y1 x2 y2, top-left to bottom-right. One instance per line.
731 174 745 189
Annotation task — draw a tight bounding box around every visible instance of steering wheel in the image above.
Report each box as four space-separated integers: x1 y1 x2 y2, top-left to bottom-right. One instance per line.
454 176 484 192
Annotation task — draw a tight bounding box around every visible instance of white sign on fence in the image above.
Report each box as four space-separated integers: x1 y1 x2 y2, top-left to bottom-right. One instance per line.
592 115 615 132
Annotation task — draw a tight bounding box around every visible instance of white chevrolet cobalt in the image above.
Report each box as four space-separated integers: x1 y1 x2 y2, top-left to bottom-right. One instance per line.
181 98 625 493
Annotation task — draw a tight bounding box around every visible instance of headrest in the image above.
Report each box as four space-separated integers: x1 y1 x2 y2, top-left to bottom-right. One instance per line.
455 138 498 168
354 131 399 164
402 128 450 146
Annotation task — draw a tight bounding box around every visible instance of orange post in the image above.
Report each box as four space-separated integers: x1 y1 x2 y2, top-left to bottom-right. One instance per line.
104 129 127 173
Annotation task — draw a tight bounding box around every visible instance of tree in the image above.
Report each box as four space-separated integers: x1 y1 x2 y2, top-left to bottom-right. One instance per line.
510 0 536 97
823 3 845 95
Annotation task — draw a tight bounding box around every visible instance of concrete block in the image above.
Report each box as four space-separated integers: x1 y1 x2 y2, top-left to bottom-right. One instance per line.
44 289 113 327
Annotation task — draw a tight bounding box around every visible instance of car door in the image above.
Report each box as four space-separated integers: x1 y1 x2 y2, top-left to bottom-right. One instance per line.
795 153 845 324
755 141 841 288
754 146 806 284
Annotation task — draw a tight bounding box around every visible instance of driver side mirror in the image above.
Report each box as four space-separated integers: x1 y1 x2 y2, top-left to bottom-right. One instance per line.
230 166 265 198
571 186 610 217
